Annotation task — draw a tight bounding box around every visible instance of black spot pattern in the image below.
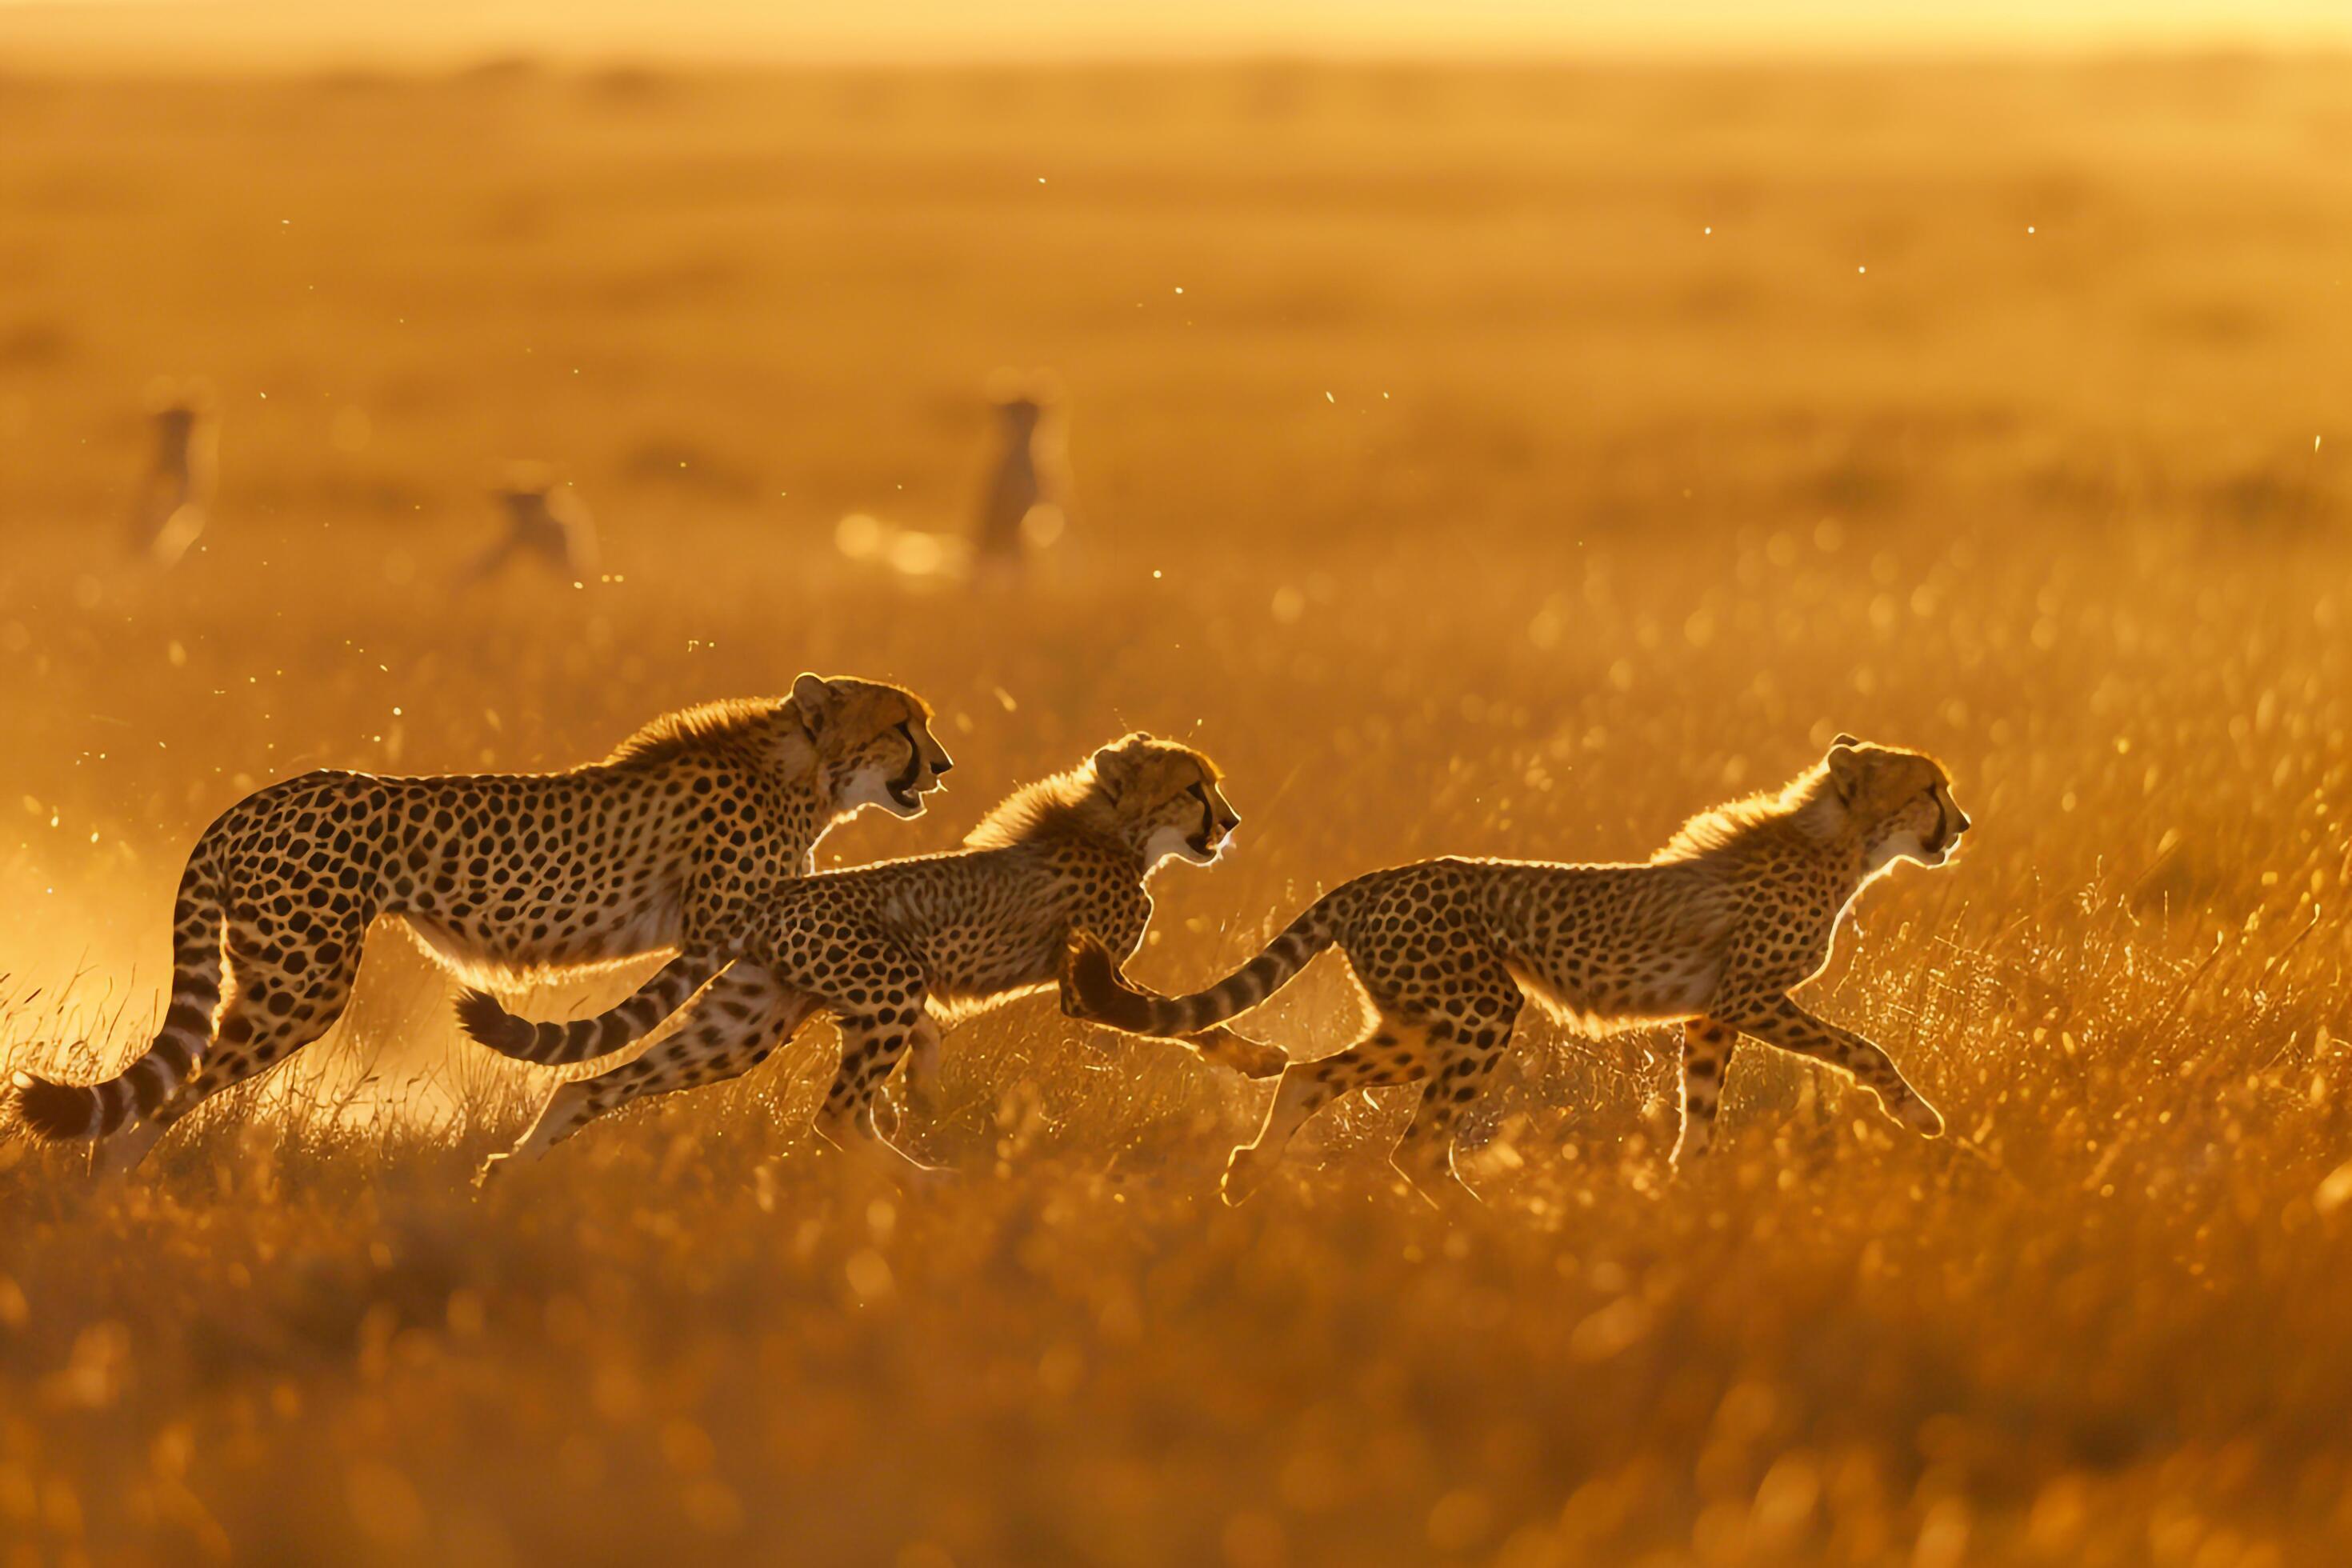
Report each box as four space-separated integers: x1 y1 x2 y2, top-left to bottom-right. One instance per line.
478 738 1274 1178
1067 742 1966 1204
12 680 951 1162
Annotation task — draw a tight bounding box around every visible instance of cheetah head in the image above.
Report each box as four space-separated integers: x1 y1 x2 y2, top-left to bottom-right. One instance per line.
145 375 214 442
795 673 954 820
1090 733 1238 870
1826 734 1971 873
996 396 1044 438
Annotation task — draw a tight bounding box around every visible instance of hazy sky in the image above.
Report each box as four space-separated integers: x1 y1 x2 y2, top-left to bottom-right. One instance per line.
3 0 2349 63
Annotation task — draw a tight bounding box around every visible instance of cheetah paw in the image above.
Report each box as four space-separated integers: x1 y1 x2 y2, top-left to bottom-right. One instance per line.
1220 1147 1274 1206
1194 1030 1288 1080
1896 1097 1946 1138
1667 1134 1711 1169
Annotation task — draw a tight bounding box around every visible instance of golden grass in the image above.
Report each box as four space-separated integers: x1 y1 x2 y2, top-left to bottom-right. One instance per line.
3 58 2352 1565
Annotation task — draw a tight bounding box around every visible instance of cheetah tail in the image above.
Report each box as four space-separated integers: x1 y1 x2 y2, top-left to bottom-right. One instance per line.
1065 900 1336 1038
11 851 226 1142
454 953 722 1066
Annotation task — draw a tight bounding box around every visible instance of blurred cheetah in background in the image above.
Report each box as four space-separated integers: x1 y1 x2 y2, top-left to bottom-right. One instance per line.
972 370 1069 577
127 378 216 567
834 370 1071 585
1066 736 1969 1203
462 732 1282 1178
10 675 952 1170
466 466 598 582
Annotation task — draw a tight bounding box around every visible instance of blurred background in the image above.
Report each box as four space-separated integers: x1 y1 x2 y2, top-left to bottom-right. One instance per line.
6 0 2352 62
3 4 2352 1566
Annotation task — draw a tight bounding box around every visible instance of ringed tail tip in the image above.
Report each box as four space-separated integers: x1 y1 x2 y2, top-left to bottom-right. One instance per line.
12 1071 100 1142
454 988 526 1052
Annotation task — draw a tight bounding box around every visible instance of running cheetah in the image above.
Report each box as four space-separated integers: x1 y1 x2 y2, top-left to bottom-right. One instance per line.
9 674 952 1170
462 732 1283 1179
1064 736 1969 1204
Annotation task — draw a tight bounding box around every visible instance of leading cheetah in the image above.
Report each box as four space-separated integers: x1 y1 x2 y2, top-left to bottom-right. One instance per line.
9 674 952 1170
1064 736 1970 1204
460 732 1283 1179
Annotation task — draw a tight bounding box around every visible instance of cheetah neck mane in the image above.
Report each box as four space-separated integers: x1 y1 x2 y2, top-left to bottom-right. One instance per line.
1650 762 1850 863
962 763 1124 854
603 697 796 768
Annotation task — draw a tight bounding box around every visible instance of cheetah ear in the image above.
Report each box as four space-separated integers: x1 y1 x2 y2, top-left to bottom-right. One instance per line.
1091 733 1153 799
1826 740 1866 800
1832 732 1860 749
791 673 839 739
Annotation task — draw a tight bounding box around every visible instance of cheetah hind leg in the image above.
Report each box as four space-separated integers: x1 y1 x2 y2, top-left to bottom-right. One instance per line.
478 1076 599 1186
815 1010 955 1185
1670 1018 1738 1168
1223 1023 1424 1206
92 1116 171 1178
887 1013 946 1130
1386 1054 1505 1210
1381 990 1520 1207
480 980 816 1188
1386 1083 1481 1209
123 946 362 1175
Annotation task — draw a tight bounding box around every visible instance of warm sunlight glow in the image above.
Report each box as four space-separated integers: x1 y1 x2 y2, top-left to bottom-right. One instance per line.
2 0 2349 64
3 6 2349 1562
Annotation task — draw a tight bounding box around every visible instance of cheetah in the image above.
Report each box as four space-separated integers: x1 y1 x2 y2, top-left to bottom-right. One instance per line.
972 372 1069 576
465 466 598 584
9 674 953 1170
831 373 1070 586
1063 736 1970 1205
127 379 216 568
461 733 1284 1179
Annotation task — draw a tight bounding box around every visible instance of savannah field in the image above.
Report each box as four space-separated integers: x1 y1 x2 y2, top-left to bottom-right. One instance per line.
2 54 2351 1566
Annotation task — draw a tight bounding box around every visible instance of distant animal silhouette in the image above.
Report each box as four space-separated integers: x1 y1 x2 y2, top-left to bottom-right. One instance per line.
834 370 1070 586
466 468 598 582
972 374 1070 577
126 380 216 567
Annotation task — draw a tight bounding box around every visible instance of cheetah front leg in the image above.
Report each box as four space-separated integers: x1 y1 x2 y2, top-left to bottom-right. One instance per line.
1670 1018 1738 1165
1709 994 1944 1139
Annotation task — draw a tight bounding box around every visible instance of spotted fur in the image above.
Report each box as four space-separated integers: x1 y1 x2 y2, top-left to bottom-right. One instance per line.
1065 736 1970 1204
466 733 1282 1179
9 674 952 1168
